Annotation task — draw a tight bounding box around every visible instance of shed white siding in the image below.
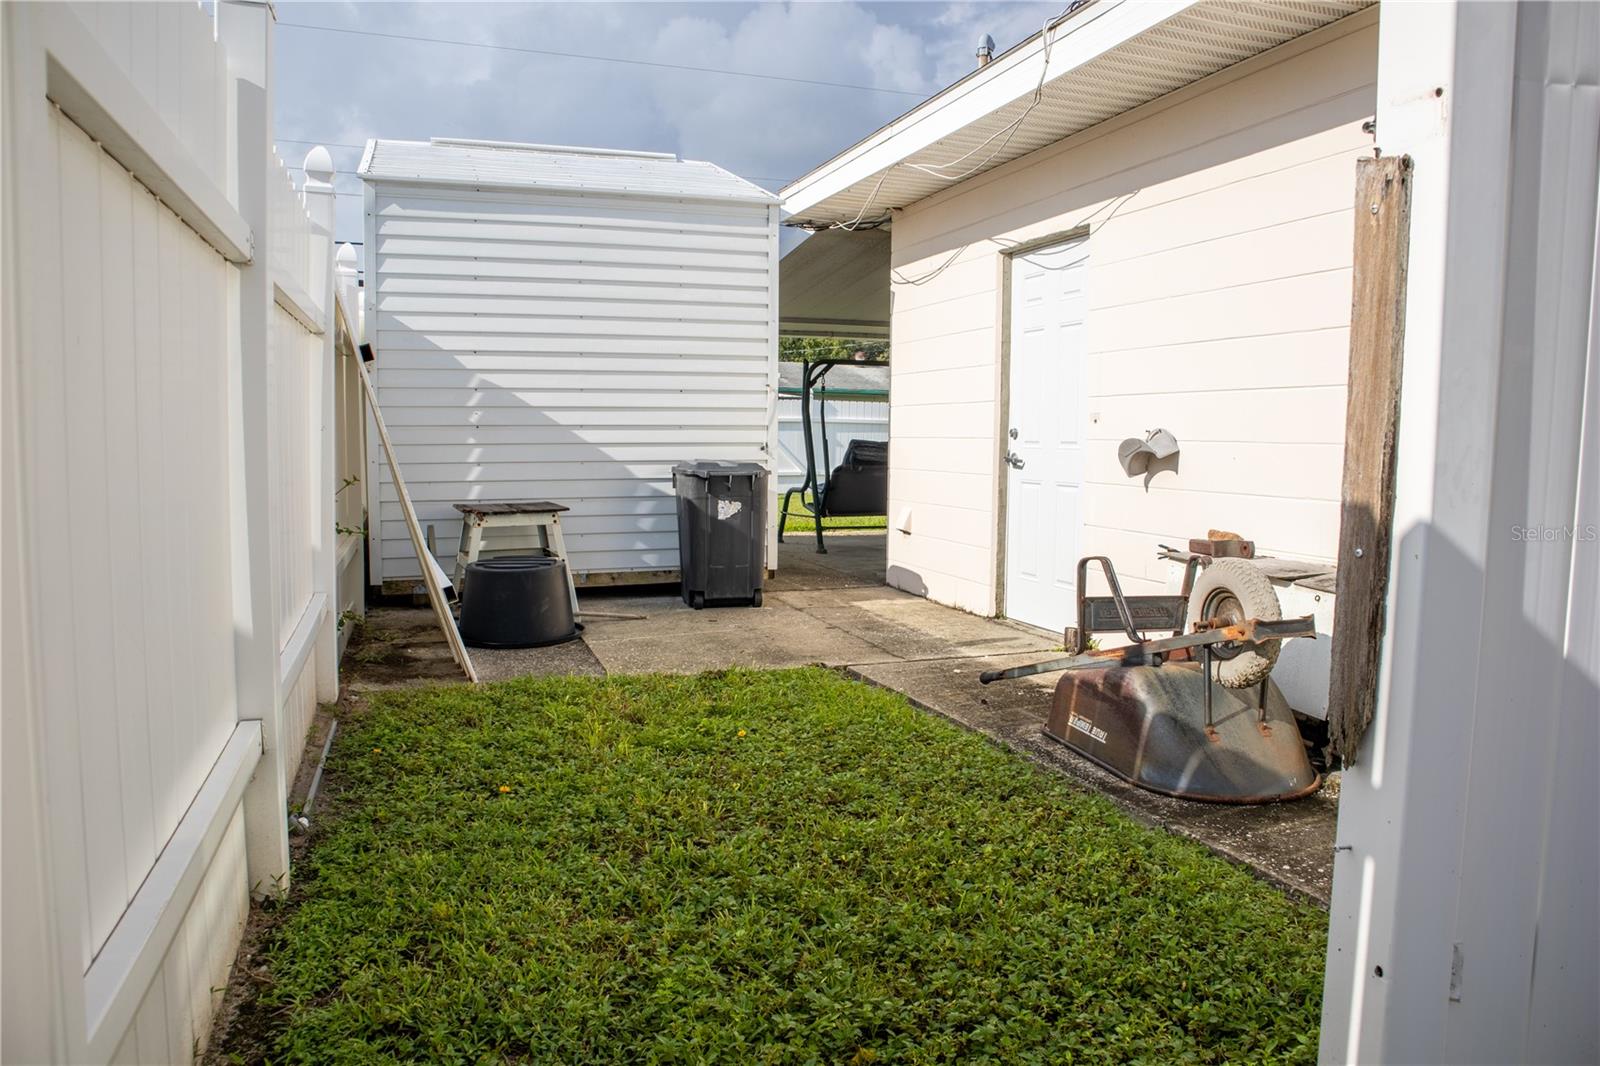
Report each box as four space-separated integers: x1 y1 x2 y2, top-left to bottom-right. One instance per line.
884 10 1377 616
361 143 780 583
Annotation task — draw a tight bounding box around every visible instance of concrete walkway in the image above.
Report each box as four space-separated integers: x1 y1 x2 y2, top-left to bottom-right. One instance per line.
579 544 1055 674
343 530 1337 903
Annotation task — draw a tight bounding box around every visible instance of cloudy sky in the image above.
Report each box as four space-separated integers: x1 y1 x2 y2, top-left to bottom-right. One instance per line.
273 1 1063 249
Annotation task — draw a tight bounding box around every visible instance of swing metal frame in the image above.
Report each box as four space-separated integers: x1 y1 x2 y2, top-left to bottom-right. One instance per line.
777 352 889 554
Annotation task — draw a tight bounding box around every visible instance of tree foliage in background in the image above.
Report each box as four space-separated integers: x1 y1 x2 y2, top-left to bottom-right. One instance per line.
780 337 889 363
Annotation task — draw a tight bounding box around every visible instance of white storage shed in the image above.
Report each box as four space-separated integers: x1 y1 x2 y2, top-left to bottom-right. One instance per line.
358 138 781 587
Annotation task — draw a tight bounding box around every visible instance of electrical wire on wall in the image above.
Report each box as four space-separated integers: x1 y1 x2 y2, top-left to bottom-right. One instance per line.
827 0 1104 233
889 187 1139 287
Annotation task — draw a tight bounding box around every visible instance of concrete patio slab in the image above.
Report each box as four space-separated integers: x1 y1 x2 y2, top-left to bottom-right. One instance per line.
474 637 607 683
578 594 888 674
766 529 887 591
768 585 1058 664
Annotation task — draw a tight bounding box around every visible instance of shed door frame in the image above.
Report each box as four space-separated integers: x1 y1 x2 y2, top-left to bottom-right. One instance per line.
995 224 1090 631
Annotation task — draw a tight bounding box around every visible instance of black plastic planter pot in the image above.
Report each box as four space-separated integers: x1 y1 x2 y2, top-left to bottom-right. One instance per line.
458 556 578 648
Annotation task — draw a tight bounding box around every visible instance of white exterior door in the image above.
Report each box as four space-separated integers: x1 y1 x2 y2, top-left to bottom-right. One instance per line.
1003 237 1087 633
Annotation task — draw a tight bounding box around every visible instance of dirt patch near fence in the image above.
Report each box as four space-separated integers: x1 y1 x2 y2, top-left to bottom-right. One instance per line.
202 692 362 1066
337 607 470 690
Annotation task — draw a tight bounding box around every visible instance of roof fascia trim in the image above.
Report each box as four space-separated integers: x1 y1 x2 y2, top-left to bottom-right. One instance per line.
780 0 1196 216
898 4 1380 226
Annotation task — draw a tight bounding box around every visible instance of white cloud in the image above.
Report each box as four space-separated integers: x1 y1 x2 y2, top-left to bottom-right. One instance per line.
273 1 1062 243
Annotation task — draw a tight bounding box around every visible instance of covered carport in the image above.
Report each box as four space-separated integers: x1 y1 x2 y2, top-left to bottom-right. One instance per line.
777 228 893 555
778 227 890 340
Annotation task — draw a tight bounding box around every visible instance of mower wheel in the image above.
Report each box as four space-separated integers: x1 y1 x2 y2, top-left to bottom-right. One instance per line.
1186 558 1282 689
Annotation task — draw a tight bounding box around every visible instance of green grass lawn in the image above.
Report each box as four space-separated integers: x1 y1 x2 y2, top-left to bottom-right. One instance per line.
246 669 1326 1064
779 492 887 533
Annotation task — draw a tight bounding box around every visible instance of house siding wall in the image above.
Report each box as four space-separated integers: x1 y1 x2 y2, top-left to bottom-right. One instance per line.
363 184 778 581
886 10 1378 616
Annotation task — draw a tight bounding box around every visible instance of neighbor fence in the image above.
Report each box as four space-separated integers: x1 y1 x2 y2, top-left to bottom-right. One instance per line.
775 392 889 495
1 3 364 1063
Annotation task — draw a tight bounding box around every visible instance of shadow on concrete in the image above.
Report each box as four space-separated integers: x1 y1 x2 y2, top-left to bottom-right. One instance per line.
768 529 887 591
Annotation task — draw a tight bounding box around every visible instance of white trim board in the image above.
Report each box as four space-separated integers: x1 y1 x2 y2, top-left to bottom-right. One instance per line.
273 276 327 336
277 592 328 691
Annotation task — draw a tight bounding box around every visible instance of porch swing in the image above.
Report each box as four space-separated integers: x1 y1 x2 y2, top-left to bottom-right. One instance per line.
778 352 890 554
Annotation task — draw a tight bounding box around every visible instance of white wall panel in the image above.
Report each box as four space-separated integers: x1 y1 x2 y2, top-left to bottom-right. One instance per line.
886 13 1377 616
4 0 262 1048
365 185 777 581
335 302 369 659
32 109 240 960
270 304 319 648
94 803 247 1066
4 6 352 1061
278 667 318 790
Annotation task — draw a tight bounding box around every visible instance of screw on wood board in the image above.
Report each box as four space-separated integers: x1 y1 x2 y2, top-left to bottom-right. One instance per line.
1354 547 1365 558
1370 203 1380 215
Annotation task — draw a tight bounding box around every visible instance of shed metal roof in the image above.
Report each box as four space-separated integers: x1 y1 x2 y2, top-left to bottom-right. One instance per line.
359 138 780 205
782 0 1373 227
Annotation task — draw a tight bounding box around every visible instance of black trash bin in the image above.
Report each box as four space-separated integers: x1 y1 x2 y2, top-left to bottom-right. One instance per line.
673 460 767 609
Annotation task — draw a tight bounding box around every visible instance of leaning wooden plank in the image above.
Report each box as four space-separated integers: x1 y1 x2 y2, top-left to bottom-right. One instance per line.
1328 155 1412 764
356 346 478 683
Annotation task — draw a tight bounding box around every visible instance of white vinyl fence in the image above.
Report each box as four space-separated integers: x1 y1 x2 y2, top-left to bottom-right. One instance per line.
334 246 370 658
774 394 889 495
1 4 363 1063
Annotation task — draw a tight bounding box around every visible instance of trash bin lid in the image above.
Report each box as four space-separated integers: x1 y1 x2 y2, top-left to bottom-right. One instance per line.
673 460 767 478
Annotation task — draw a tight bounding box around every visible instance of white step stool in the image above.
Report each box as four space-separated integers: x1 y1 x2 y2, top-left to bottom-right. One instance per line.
452 501 579 617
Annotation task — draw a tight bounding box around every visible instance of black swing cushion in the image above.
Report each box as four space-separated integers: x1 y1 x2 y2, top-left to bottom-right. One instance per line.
823 438 888 517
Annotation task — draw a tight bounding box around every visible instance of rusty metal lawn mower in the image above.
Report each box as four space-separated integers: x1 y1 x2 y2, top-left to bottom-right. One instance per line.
981 556 1321 803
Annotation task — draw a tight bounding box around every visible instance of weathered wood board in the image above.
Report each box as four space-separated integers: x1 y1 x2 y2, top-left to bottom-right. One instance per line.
356 349 478 683
1328 155 1413 763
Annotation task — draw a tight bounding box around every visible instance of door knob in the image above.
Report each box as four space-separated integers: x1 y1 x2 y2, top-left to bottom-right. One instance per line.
1004 452 1025 469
